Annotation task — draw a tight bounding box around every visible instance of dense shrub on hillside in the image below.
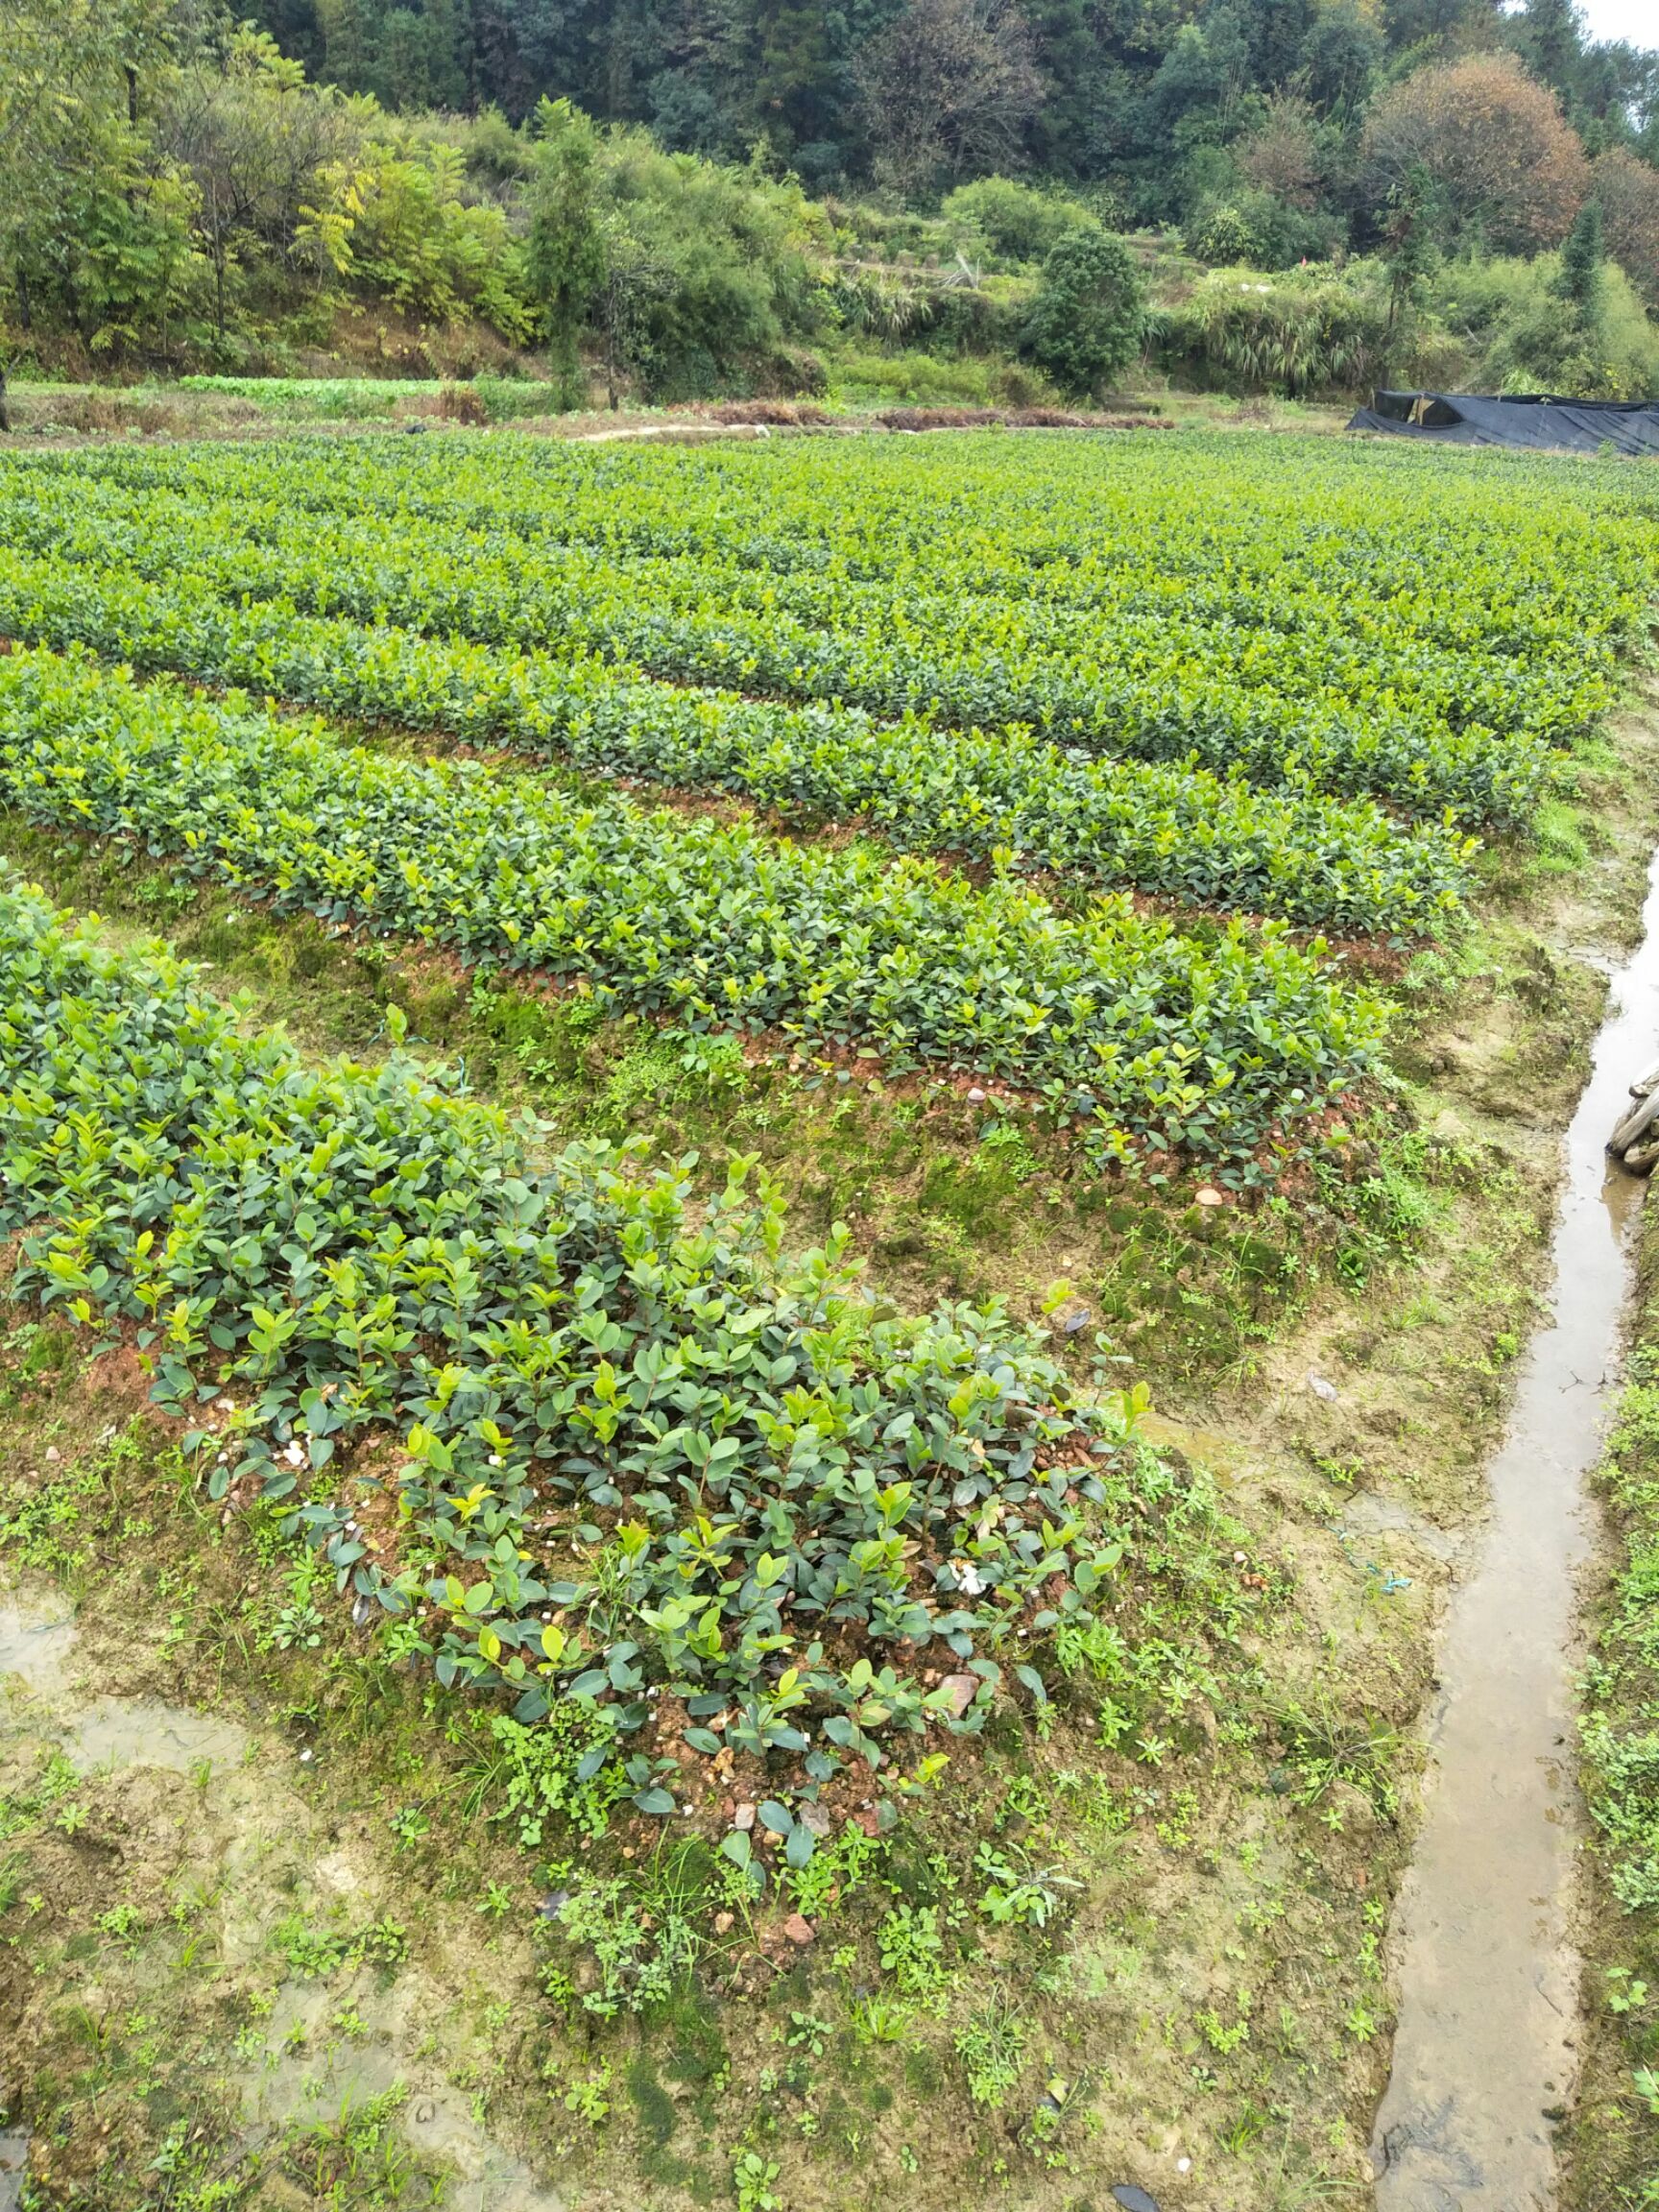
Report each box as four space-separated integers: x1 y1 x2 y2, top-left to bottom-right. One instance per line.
1018 225 1145 397
1163 266 1390 397
1430 252 1659 400
938 175 1094 267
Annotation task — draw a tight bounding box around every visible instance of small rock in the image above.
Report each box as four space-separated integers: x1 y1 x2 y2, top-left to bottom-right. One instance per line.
713 1911 734 1935
939 1671 979 1718
798 1800 833 1838
1110 2188 1162 2212
43 1447 60 1463
967 1086 987 1102
1194 1188 1223 1208
782 1913 816 1946
1306 1371 1339 1403
413 2101 436 2125
538 1888 571 1920
733 1802 757 1832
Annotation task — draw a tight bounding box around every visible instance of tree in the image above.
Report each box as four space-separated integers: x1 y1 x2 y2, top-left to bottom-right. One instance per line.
1018 221 1144 396
1382 160 1438 350
1238 92 1322 208
1594 146 1659 305
1298 2 1383 122
1148 9 1252 139
159 29 358 344
0 0 204 365
1555 193 1603 316
1362 50 1591 253
1380 0 1503 52
590 207 675 406
753 0 837 153
1511 0 1582 107
524 95 606 401
855 0 1043 196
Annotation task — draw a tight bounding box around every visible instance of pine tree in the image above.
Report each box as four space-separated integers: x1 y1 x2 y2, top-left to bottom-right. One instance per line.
1522 0 1582 105
1556 194 1604 316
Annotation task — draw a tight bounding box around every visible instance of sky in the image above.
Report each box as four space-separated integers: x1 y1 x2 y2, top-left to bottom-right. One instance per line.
1577 0 1656 47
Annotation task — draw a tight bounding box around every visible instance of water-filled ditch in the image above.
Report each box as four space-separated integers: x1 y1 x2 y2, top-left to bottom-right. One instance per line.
1372 850 1659 2208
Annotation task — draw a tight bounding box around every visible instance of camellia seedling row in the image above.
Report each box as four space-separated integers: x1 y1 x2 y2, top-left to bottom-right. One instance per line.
0 543 1476 939
0 644 1385 1160
0 879 1236 1835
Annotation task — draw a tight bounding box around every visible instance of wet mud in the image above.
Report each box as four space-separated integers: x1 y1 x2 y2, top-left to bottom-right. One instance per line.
0 1577 566 2212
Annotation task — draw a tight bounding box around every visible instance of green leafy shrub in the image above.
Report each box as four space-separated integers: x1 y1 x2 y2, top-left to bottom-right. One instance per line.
1186 203 1257 266
1019 225 1146 397
939 176 1094 267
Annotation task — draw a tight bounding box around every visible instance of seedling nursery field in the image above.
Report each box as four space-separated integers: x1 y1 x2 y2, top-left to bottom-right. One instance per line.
3 423 1659 2212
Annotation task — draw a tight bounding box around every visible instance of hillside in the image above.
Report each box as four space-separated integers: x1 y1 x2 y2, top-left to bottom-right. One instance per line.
2 0 1659 406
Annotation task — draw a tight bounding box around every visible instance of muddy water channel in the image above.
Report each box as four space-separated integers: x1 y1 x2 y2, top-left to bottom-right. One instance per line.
1372 852 1659 2210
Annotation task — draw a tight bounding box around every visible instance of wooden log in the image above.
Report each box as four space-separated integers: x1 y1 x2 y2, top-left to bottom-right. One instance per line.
1611 1083 1659 1155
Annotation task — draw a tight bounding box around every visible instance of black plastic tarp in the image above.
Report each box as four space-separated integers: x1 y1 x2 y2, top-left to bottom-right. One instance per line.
1347 390 1659 456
